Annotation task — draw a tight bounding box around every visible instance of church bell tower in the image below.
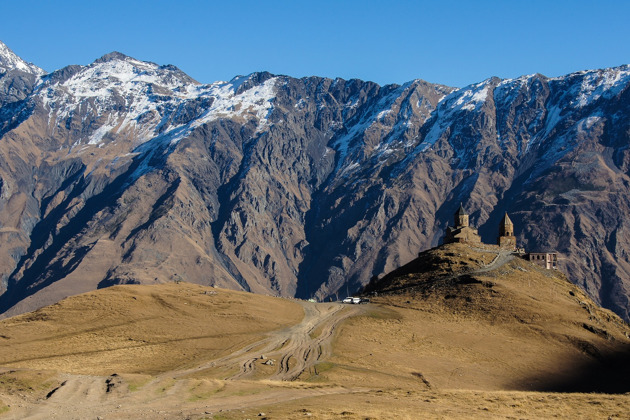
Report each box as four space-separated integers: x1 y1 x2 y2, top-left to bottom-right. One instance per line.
497 212 516 249
455 203 469 228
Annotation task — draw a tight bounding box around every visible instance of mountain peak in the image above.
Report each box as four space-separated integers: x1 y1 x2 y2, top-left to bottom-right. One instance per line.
88 51 198 86
230 71 277 94
94 51 134 64
0 40 45 75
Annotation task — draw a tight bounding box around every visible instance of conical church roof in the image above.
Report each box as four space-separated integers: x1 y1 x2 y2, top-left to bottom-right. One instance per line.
456 203 466 215
500 212 513 226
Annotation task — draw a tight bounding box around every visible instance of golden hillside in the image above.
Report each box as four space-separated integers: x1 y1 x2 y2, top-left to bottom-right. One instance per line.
353 243 630 393
0 246 628 419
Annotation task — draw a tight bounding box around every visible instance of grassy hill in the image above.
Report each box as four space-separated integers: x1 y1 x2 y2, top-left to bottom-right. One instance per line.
0 283 303 375
343 243 630 393
0 244 628 419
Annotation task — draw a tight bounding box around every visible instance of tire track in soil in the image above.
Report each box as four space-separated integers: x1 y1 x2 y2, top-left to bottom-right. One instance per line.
14 301 367 419
163 301 364 382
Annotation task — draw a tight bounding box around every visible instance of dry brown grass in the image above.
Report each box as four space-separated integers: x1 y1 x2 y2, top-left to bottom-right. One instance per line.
0 247 629 419
333 244 630 394
207 388 630 420
0 369 59 400
0 283 303 375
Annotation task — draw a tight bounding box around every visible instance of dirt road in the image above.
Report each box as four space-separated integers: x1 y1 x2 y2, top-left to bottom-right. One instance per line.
6 300 367 419
475 250 515 273
164 300 362 381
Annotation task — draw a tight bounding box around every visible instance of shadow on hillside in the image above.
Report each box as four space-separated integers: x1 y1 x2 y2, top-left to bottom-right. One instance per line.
513 344 630 394
0 157 143 315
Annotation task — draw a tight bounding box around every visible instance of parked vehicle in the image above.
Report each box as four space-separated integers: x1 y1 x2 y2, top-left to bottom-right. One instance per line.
342 297 363 304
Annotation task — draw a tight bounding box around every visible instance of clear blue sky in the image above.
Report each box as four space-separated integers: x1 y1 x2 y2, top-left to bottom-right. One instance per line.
3 0 629 87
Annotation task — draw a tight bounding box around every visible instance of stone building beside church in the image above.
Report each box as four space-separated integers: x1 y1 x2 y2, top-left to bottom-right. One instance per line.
525 252 558 269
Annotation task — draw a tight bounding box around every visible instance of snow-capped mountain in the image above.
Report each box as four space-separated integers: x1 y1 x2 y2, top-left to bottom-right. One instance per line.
38 52 278 149
0 41 629 321
0 41 44 76
0 41 45 107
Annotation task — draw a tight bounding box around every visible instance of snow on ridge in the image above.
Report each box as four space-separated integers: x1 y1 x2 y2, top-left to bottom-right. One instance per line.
0 40 45 75
330 83 411 174
522 66 629 153
38 54 278 147
571 66 630 108
528 114 603 173
58 57 191 99
226 75 250 93
414 80 492 152
100 74 277 146
332 81 454 176
495 65 630 110
494 74 533 102
497 73 538 87
389 79 496 173
192 75 277 130
453 80 491 111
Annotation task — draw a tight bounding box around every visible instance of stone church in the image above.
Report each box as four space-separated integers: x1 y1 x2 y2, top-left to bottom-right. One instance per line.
443 204 516 251
442 204 482 245
442 204 558 269
497 212 516 249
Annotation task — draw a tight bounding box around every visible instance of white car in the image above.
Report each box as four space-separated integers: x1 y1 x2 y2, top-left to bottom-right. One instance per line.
343 297 362 304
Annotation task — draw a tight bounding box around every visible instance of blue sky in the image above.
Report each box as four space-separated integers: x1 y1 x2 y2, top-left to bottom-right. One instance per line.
3 0 629 87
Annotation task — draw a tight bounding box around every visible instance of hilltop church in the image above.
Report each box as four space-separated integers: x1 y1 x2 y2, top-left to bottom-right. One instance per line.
443 204 516 250
442 204 557 269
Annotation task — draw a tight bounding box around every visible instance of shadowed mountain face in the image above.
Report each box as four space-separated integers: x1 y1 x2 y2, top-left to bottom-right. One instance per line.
0 40 629 320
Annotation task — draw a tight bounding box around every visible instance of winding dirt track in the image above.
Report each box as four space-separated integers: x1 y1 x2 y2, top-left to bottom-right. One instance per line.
168 301 362 381
476 250 515 273
10 301 367 419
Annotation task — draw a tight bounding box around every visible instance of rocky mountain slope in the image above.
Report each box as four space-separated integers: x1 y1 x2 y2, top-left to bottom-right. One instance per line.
0 40 629 320
0 42 44 107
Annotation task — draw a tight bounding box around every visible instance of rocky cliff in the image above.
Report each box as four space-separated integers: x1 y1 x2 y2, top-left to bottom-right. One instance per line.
0 40 628 320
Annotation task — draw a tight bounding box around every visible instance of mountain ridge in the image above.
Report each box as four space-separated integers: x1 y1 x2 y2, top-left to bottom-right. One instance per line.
0 41 44 76
0 41 629 320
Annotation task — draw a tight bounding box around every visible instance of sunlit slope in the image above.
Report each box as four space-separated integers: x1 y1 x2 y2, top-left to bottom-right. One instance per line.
329 243 630 393
0 254 628 418
0 283 303 375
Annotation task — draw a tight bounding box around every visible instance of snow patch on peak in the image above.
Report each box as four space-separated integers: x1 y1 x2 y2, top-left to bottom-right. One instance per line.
0 40 45 75
453 80 491 111
227 75 251 93
125 77 279 179
415 80 492 152
191 76 278 131
572 66 630 108
495 74 549 109
497 73 539 88
40 55 278 148
62 56 174 95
